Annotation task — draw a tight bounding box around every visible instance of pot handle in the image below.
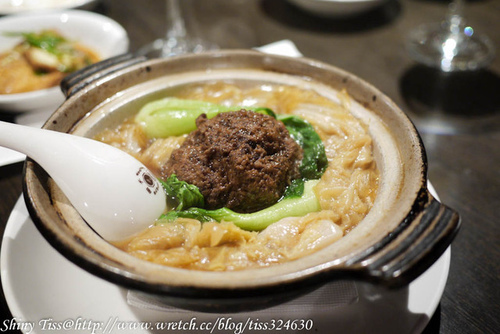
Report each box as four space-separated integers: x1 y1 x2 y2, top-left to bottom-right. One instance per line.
346 189 460 288
60 53 148 98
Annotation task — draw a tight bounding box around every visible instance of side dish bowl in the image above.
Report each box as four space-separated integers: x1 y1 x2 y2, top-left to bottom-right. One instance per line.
23 50 460 312
0 0 98 15
287 0 387 17
0 9 128 113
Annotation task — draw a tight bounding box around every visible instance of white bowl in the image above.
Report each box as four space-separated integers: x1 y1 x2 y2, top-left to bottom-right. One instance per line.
288 0 387 17
0 0 98 15
0 9 129 113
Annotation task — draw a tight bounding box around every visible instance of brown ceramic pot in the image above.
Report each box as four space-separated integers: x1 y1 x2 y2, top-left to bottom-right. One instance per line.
23 50 460 312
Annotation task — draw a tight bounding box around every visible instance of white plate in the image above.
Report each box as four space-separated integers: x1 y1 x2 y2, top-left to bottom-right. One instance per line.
0 146 24 166
1 186 450 333
0 0 97 15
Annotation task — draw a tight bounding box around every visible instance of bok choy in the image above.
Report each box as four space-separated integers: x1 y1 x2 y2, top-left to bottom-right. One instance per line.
145 98 328 231
158 179 320 231
135 98 271 137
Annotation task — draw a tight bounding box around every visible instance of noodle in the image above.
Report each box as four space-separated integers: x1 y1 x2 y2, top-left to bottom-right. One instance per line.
99 82 379 270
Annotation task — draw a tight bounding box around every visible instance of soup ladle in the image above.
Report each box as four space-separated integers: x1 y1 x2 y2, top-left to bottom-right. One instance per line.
0 121 167 241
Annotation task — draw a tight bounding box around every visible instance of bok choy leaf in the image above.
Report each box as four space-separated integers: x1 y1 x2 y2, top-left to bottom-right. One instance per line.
157 180 320 231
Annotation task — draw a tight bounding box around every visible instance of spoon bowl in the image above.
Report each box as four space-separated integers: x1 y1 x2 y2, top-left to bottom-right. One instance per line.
0 121 166 241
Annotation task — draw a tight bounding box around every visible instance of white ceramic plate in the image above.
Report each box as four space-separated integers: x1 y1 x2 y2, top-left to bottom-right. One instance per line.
0 0 97 15
1 184 450 334
0 9 128 113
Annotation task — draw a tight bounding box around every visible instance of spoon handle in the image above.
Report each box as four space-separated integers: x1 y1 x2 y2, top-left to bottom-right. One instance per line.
0 120 153 182
0 120 73 161
0 120 108 183
0 120 166 241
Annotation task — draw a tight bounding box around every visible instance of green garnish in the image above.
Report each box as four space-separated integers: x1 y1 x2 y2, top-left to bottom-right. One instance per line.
159 175 204 211
4 31 67 55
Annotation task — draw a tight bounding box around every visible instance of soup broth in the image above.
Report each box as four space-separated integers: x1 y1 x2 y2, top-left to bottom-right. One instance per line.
96 82 379 271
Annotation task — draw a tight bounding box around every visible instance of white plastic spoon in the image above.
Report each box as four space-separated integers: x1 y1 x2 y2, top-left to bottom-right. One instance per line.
0 121 167 241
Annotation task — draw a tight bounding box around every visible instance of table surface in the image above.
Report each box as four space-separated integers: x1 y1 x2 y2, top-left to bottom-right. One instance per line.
1 0 498 333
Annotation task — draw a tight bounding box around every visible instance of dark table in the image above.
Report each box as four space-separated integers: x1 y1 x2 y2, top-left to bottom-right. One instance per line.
1 0 498 333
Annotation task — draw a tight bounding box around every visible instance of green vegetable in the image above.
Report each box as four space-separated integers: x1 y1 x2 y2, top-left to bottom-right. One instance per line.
159 174 204 210
144 98 329 231
278 114 328 180
4 31 67 55
135 98 271 138
281 178 305 199
157 180 320 231
135 97 327 177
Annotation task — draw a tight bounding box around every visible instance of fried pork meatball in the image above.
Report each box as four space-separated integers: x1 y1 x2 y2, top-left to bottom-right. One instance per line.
163 110 303 213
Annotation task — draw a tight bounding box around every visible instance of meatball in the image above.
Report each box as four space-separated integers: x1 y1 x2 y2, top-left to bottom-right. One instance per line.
162 110 303 213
